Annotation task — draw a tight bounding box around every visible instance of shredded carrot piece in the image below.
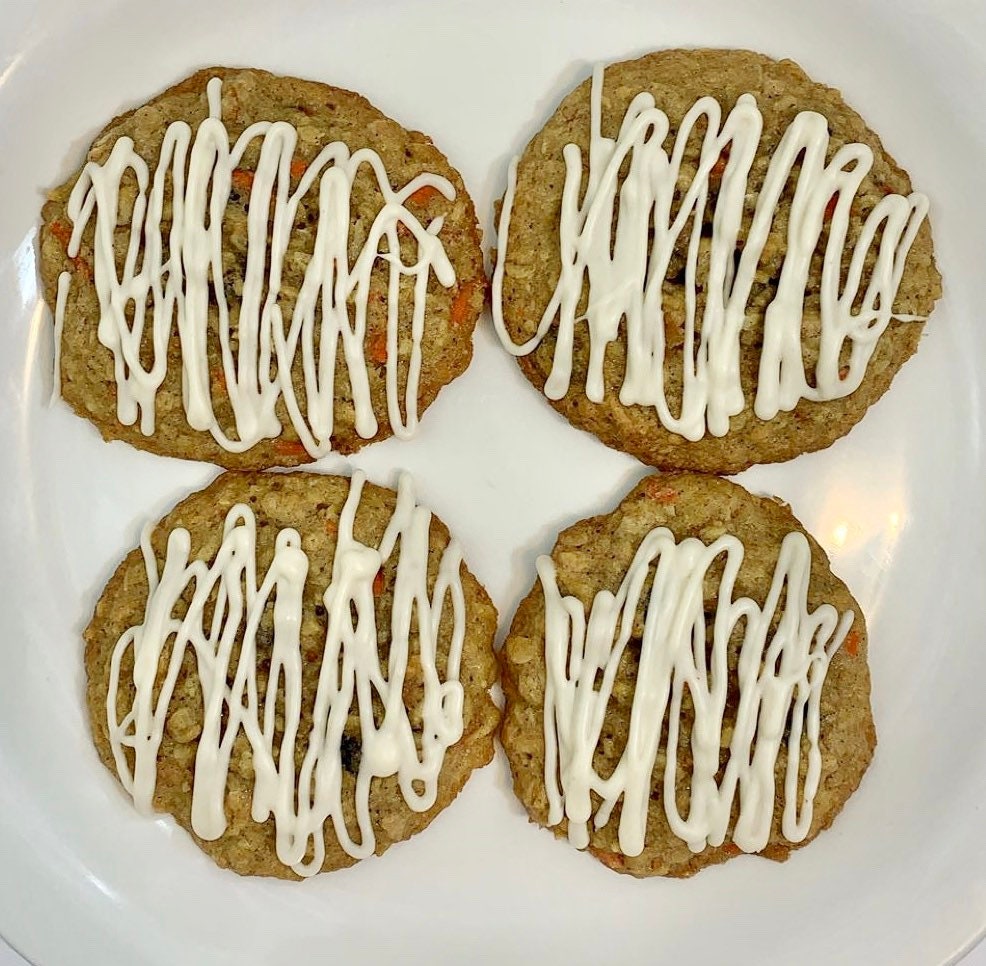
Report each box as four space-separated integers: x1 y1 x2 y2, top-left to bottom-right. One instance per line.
49 219 92 277
408 185 441 206
49 220 72 249
273 439 309 459
450 282 477 326
838 364 850 380
844 630 860 657
210 366 227 390
290 158 307 181
722 842 743 857
231 168 255 191
368 333 389 365
372 569 385 596
824 194 838 221
325 518 339 536
644 478 678 504
710 145 730 181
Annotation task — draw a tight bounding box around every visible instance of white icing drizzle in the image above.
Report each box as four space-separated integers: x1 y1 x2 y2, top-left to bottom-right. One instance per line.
492 63 929 440
106 470 466 876
51 271 71 400
540 525 853 856
53 77 457 456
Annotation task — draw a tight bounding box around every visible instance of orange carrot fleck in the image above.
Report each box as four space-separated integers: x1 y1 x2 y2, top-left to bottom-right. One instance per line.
824 194 838 221
450 282 476 326
368 333 389 365
325 518 339 536
710 150 729 181
72 256 93 281
49 220 73 249
838 364 850 380
48 221 92 282
722 842 742 857
290 158 307 181
211 366 227 390
408 185 441 206
844 630 860 657
231 168 255 192
49 220 91 276
372 569 385 596
644 478 678 504
273 439 309 460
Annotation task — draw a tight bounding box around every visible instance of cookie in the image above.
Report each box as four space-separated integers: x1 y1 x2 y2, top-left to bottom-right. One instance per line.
84 470 499 878
493 49 941 472
42 67 486 468
500 472 874 877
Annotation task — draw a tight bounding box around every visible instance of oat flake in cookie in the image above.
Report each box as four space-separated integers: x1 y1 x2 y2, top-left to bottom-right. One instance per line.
41 67 486 468
500 473 874 877
493 49 942 473
84 470 499 878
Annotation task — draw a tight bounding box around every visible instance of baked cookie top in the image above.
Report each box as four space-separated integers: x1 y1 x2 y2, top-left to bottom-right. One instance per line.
493 49 941 472
500 472 874 877
84 470 499 878
42 67 486 468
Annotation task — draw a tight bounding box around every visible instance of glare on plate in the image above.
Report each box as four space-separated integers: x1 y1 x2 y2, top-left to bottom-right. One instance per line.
831 521 850 547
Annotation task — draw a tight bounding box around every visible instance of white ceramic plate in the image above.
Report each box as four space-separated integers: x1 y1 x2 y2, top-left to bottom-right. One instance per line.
1 0 984 963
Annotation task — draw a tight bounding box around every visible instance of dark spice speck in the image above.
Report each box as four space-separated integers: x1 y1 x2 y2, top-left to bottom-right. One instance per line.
341 733 362 774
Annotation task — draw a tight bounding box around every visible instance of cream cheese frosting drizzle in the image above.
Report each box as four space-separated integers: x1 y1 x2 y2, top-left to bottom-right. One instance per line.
106 470 466 876
492 63 929 440
539 526 853 856
54 77 457 455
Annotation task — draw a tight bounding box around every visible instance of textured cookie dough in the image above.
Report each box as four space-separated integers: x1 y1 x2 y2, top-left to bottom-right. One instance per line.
496 49 942 472
85 471 500 878
500 472 875 876
42 67 487 468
